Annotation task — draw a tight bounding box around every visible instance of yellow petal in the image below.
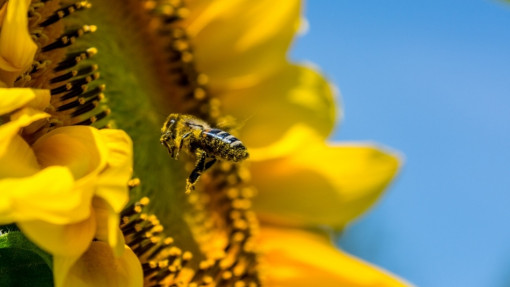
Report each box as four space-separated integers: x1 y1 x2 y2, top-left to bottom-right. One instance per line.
59 242 143 287
0 0 37 85
0 133 39 178
0 107 50 177
185 0 300 88
18 214 96 257
0 87 34 114
0 88 50 115
53 255 82 287
0 166 88 225
259 227 411 287
251 126 401 229
32 126 109 180
222 64 337 149
93 197 125 257
94 129 133 213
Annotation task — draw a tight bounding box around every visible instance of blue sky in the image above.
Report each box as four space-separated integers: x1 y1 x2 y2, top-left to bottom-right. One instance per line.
291 1 510 286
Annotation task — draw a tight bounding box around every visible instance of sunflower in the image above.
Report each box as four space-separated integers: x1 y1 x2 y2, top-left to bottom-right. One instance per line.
0 0 409 286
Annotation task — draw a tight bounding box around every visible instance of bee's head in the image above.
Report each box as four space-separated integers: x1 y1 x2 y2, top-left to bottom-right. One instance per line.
161 114 179 133
160 132 179 159
161 114 180 159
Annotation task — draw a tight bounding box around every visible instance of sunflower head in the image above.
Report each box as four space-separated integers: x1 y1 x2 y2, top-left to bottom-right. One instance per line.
0 0 409 286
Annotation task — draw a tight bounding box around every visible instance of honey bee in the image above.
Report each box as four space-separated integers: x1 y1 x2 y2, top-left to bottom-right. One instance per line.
160 113 249 193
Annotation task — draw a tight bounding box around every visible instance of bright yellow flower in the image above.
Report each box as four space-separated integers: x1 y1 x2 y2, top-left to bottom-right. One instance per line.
0 0 408 286
0 87 139 286
0 2 140 284
258 227 409 287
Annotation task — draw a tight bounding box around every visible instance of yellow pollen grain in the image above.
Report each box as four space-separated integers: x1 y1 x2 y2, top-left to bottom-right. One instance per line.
172 28 185 38
202 275 213 284
232 199 251 210
164 237 174 245
233 262 247 277
237 167 251 181
241 187 257 198
177 7 189 18
128 178 142 187
222 271 233 280
197 73 209 85
233 232 245 243
234 281 246 287
169 247 182 256
181 51 193 62
158 260 169 268
143 1 156 10
233 220 248 230
226 188 239 199
229 210 242 220
243 241 255 253
149 260 158 268
182 251 193 261
174 40 188 51
161 5 175 17
152 225 164 233
199 260 210 270
148 214 158 222
193 88 206 100
87 47 98 56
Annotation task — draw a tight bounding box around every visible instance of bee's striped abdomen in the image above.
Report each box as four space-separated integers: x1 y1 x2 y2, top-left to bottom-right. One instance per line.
202 128 249 161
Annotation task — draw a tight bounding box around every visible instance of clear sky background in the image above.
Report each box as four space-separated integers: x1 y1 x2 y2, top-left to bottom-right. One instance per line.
291 1 510 286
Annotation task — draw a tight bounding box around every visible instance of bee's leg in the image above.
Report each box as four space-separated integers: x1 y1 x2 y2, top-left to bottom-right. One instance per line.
186 150 207 193
204 158 217 170
175 132 192 158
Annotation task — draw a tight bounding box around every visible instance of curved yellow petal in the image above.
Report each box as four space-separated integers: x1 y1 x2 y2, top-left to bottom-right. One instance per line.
53 255 82 287
0 87 34 114
59 242 143 287
0 133 39 178
18 214 96 257
0 107 49 177
0 88 50 115
251 126 401 229
222 64 337 149
94 129 133 213
0 166 86 225
0 107 49 151
93 197 125 257
32 126 109 180
185 0 301 88
259 227 410 287
0 0 37 85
